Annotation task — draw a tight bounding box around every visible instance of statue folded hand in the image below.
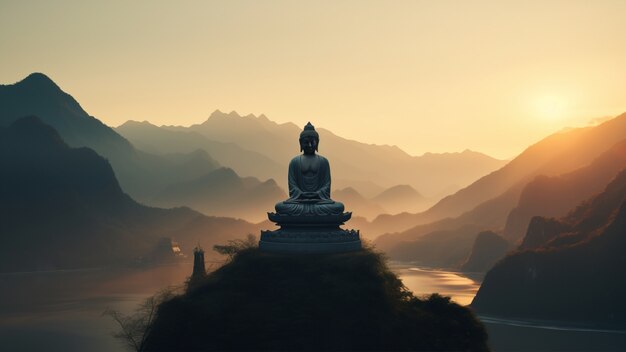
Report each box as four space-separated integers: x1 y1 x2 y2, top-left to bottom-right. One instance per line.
301 192 319 199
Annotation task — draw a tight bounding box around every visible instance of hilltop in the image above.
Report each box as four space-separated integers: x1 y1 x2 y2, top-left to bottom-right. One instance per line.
142 247 489 351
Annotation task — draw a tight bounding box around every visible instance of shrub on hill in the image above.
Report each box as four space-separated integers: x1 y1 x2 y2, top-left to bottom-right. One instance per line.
141 246 488 351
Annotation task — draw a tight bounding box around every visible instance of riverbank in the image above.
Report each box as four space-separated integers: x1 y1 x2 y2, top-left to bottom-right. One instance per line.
1 261 624 351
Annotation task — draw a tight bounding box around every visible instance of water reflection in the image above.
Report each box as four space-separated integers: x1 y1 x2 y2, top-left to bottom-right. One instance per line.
393 265 481 306
0 264 193 352
2 262 624 351
1 262 480 351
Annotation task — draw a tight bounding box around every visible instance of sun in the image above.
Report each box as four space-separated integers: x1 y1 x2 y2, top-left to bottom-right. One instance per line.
533 95 568 122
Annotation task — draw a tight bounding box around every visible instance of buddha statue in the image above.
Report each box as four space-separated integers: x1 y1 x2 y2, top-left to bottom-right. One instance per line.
274 122 345 216
260 122 360 253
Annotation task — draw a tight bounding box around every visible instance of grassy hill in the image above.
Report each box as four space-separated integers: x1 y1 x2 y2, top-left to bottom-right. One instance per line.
142 247 489 351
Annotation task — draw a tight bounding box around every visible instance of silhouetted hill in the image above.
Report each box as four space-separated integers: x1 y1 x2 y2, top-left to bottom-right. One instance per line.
373 184 428 214
471 168 626 325
152 167 286 222
502 138 626 241
143 247 488 351
370 112 626 236
0 73 131 154
158 110 505 200
389 135 626 268
385 144 626 267
333 187 387 222
0 73 221 202
374 183 524 268
368 184 524 241
374 114 626 267
384 224 486 268
333 179 385 199
0 117 260 272
116 120 282 182
461 231 511 273
518 216 570 250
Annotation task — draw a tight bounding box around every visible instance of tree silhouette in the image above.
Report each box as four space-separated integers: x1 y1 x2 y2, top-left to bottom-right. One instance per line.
104 287 179 352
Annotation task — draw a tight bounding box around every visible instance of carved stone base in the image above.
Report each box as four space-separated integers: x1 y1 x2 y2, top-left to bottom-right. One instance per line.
258 239 362 254
259 212 362 254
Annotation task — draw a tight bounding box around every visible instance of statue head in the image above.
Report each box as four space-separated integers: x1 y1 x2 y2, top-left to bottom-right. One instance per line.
299 122 319 155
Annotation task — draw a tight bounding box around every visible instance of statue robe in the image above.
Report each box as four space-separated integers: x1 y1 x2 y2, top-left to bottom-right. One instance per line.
275 154 344 216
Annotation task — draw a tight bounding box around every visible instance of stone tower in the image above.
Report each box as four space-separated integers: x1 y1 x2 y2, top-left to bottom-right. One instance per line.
192 246 206 278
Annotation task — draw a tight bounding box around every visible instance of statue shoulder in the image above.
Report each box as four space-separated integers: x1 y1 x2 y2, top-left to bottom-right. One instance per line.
317 154 330 164
288 155 302 166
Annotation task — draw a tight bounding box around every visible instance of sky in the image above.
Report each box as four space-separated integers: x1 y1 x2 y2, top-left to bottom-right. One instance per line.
1 0 625 159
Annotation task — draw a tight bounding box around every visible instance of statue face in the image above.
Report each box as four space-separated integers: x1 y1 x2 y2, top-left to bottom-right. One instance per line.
300 136 318 155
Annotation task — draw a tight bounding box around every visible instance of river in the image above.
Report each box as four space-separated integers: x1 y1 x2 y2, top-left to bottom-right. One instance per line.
1 262 624 351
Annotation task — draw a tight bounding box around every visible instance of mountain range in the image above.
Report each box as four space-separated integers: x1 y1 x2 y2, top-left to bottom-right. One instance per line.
152 167 286 222
115 120 283 183
0 73 284 221
2 73 507 223
0 116 262 272
8 72 625 279
502 138 626 241
117 110 506 207
472 167 626 326
332 187 386 221
373 112 626 268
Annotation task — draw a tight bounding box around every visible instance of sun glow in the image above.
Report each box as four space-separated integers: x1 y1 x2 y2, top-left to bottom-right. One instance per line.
533 95 568 122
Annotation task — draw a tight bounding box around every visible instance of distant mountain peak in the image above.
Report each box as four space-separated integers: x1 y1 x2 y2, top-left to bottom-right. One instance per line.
5 117 123 174
1 72 99 133
186 148 211 159
23 72 54 82
206 109 274 124
5 116 68 150
206 109 247 122
384 184 420 194
418 149 501 161
211 167 239 178
262 178 278 186
373 184 423 202
10 114 46 128
208 109 226 119
118 120 157 128
14 72 61 92
423 149 473 157
336 187 360 195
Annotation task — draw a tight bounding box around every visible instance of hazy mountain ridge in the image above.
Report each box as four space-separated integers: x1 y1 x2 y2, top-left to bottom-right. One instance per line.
0 73 224 202
116 120 282 182
373 183 523 258
331 185 430 223
3 73 504 223
368 113 626 237
0 116 261 272
0 73 292 221
502 138 626 241
460 231 511 273
373 114 626 268
471 167 626 325
372 184 427 214
0 73 132 154
150 109 506 201
152 167 286 222
333 187 387 222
